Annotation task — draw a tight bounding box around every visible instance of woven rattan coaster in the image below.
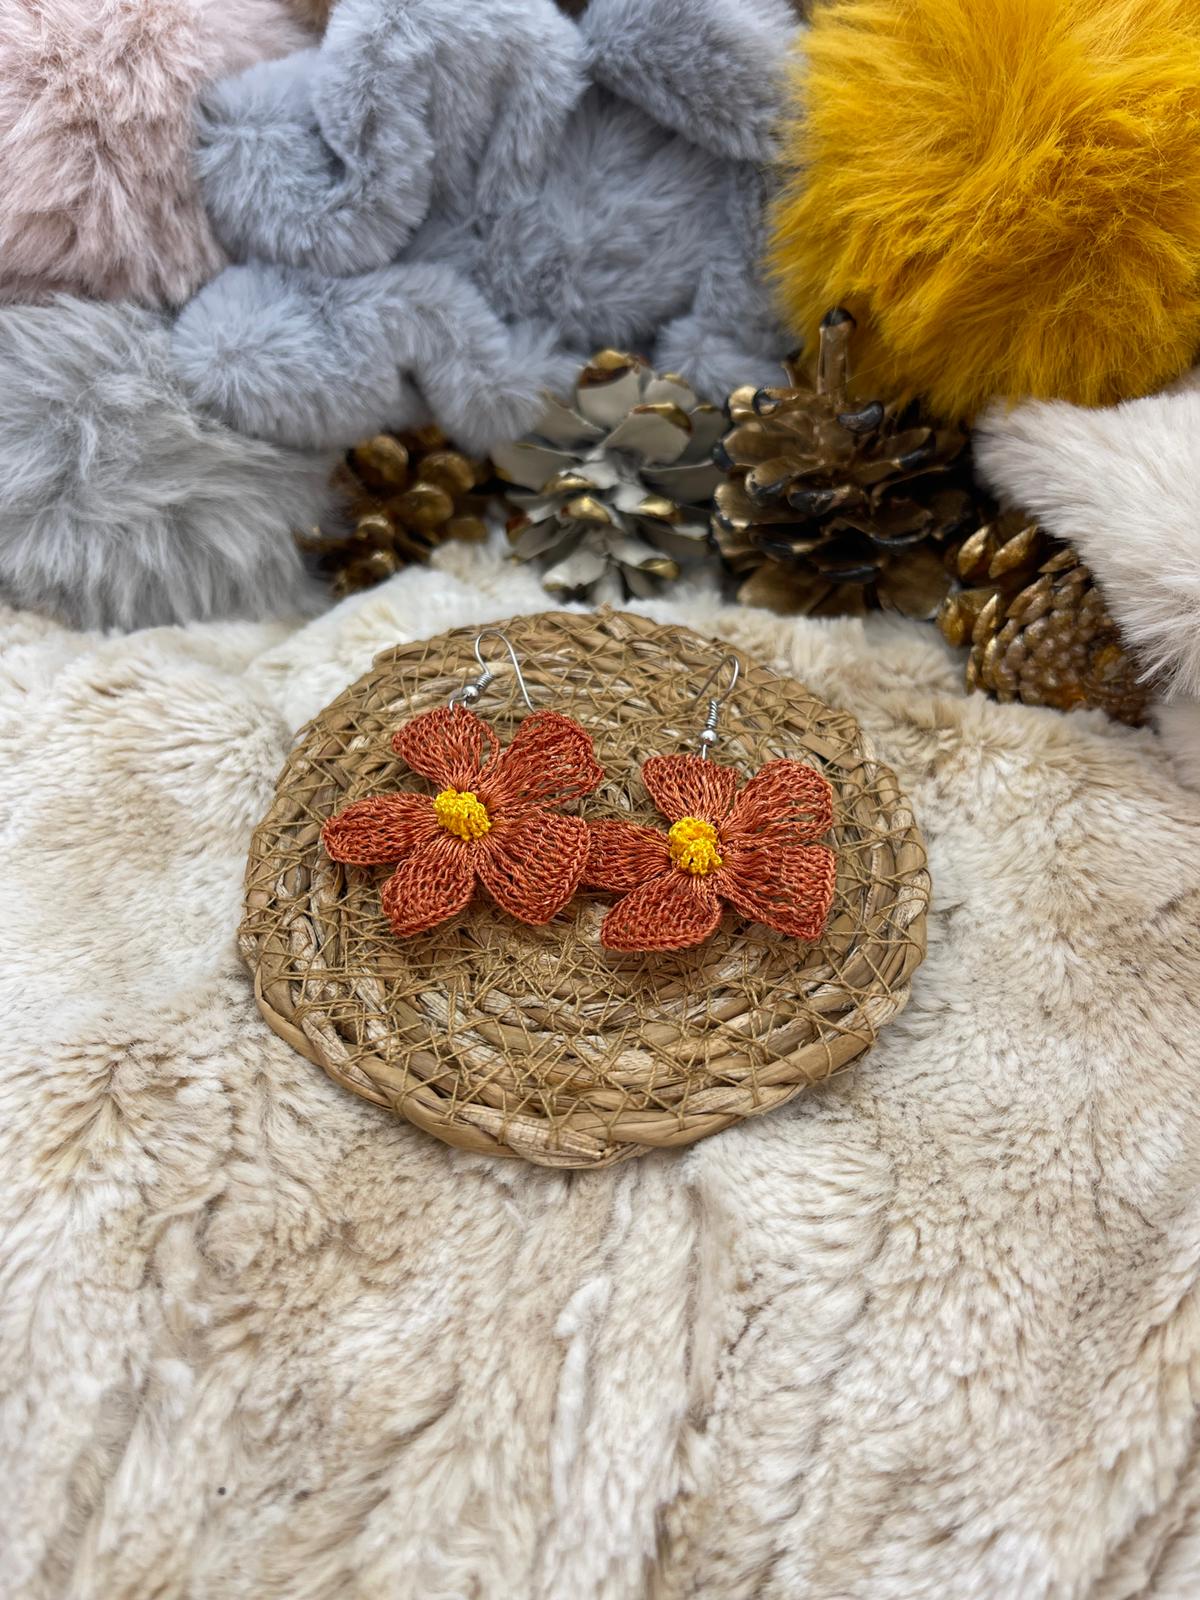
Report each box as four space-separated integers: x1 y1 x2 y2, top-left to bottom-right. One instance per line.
240 609 929 1168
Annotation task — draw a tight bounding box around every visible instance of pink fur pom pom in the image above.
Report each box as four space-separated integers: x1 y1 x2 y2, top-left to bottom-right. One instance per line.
0 0 310 308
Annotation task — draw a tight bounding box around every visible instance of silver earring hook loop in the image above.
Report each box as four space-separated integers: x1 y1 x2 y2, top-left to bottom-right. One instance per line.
692 653 739 760
694 654 740 707
449 629 536 713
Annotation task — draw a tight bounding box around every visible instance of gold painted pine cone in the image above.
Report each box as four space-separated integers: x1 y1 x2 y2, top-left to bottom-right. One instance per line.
493 350 724 604
300 428 491 597
964 546 1149 725
936 510 1054 648
713 308 976 618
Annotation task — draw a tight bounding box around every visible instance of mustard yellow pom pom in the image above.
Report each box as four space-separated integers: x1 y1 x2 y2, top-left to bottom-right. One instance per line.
434 788 491 841
668 816 723 876
770 0 1200 419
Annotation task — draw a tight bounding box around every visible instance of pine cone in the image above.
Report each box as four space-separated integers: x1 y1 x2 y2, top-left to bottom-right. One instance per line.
300 428 491 598
713 309 975 618
966 547 1150 725
493 350 723 603
936 509 1054 648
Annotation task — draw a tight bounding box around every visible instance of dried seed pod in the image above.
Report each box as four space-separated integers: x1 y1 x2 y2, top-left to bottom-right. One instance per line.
937 509 1052 648
493 351 723 604
302 429 492 595
964 547 1151 725
712 309 977 618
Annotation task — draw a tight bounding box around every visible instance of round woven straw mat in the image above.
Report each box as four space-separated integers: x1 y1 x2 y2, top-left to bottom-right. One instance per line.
240 609 929 1168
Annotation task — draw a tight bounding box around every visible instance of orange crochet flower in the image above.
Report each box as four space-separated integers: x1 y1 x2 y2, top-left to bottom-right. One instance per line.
322 705 604 937
586 754 836 952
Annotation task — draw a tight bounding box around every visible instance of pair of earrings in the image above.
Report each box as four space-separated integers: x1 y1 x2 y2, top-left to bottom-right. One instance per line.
321 631 837 953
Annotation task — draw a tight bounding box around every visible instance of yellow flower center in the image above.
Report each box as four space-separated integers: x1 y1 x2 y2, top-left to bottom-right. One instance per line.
434 788 492 841
668 816 723 876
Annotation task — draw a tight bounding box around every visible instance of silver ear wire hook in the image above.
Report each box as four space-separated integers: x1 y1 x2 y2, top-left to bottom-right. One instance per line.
692 654 739 758
448 629 536 713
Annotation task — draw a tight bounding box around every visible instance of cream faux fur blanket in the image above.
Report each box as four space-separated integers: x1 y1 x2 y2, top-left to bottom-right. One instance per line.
4 542 1200 1600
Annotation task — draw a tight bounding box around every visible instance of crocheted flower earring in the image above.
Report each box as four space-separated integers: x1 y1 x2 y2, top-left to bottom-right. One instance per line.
322 631 604 938
584 655 837 952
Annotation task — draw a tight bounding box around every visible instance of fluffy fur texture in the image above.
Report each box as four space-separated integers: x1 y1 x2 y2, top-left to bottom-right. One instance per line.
4 556 1200 1597
286 0 807 22
771 0 1200 419
976 377 1200 787
285 0 336 23
172 264 578 454
0 0 310 308
581 0 792 164
0 299 336 631
171 0 797 451
290 0 595 26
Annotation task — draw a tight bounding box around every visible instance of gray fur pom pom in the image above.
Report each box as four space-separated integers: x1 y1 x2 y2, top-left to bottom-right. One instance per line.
175 0 795 458
172 263 581 455
580 0 796 164
0 298 336 631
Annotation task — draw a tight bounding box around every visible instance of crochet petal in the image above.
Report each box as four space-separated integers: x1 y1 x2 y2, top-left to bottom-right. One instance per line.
378 835 476 938
321 793 437 866
477 810 590 925
641 753 738 825
584 820 671 892
599 870 722 953
723 760 835 849
716 842 837 942
391 705 499 791
480 710 604 814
